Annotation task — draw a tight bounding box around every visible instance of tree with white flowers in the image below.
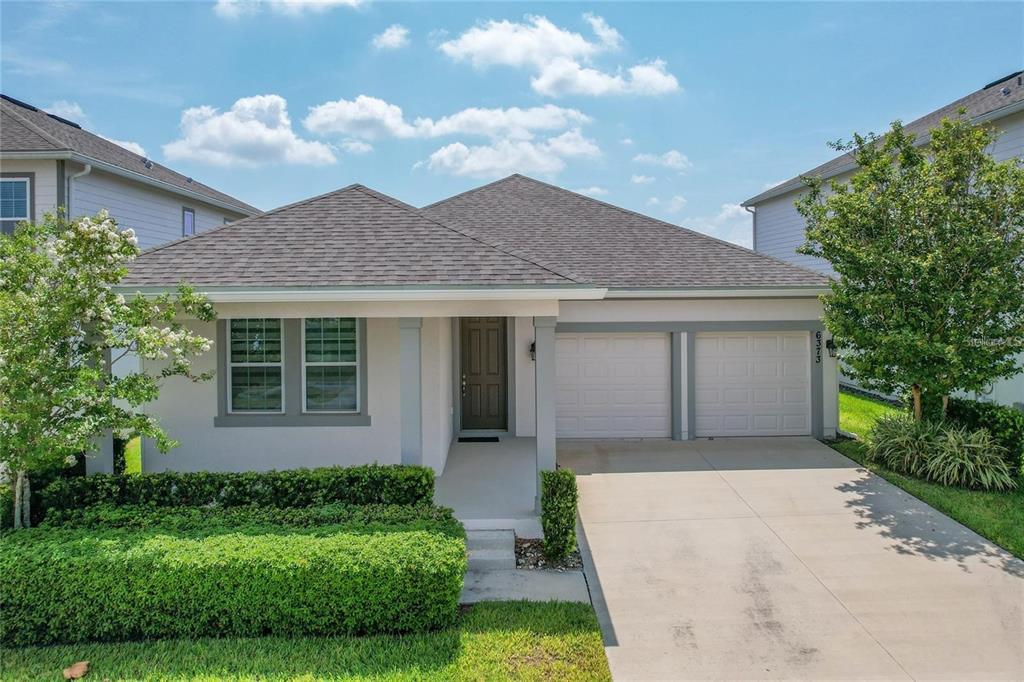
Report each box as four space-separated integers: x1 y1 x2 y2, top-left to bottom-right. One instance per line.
0 211 215 528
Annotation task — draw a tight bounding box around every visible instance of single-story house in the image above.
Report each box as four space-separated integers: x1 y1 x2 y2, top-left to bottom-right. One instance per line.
108 174 838 522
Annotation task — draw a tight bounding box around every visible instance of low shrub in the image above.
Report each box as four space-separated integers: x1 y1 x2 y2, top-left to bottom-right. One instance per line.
41 502 464 538
868 414 1017 491
923 425 1017 491
947 397 1024 474
39 464 434 518
541 468 578 561
0 524 466 646
867 414 941 477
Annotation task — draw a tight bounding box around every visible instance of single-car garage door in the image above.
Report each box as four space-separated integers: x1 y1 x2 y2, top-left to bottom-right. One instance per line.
695 332 811 437
555 333 671 438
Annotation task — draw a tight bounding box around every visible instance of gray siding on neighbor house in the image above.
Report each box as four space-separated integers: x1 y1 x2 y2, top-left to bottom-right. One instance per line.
71 167 245 250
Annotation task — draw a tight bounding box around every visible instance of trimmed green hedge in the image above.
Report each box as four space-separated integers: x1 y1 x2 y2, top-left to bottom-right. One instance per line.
541 468 578 561
41 502 464 538
948 398 1024 474
39 464 434 517
0 524 466 646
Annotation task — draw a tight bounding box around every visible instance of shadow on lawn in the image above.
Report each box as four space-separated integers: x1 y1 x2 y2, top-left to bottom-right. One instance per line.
835 469 1024 578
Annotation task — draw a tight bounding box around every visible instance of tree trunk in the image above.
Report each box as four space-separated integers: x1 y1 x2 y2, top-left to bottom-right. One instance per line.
911 384 923 421
12 470 24 530
21 473 31 529
941 395 949 419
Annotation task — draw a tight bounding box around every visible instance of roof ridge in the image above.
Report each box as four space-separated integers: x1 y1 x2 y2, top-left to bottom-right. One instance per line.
1 99 70 150
441 174 829 283
420 174 522 211
135 183 364 259
352 185 583 284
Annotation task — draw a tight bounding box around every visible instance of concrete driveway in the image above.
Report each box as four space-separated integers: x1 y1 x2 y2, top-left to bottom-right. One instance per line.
558 438 1024 681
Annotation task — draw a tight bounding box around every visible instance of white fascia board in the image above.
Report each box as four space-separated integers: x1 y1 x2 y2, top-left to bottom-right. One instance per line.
604 287 829 299
0 151 258 216
119 286 609 303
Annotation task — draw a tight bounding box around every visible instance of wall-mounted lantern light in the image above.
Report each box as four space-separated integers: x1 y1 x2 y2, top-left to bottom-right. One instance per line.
825 338 838 358
529 341 536 361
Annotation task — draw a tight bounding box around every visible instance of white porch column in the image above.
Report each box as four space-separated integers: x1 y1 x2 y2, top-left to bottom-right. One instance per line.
399 317 422 466
533 316 557 510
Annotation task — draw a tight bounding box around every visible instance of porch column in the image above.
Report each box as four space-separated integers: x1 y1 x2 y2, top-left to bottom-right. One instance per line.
399 317 422 465
534 316 557 510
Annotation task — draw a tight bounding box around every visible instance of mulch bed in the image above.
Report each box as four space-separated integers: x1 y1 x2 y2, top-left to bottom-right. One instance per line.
515 538 583 571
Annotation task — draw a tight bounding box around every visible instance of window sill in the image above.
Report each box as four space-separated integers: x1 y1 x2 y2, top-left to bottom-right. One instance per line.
214 414 372 428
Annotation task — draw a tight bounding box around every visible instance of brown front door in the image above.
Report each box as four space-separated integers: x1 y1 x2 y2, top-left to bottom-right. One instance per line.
461 317 508 430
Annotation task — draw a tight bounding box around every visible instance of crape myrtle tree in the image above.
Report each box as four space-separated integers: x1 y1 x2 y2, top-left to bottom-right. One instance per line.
797 115 1024 420
0 210 215 528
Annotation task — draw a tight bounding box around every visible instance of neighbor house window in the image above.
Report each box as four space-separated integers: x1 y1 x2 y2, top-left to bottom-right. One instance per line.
303 318 359 412
1 178 30 234
228 319 283 413
182 207 195 236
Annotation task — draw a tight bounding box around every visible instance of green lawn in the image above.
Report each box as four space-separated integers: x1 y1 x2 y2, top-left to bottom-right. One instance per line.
1 602 611 682
833 390 1024 559
123 436 142 474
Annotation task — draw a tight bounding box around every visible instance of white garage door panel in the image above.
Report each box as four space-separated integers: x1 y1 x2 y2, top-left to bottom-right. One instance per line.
695 332 811 437
556 333 671 438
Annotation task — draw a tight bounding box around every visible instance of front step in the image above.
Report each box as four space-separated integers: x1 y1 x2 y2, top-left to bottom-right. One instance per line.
466 530 516 571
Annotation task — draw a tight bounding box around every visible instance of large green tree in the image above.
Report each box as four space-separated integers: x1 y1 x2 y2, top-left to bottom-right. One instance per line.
797 116 1024 419
0 211 215 528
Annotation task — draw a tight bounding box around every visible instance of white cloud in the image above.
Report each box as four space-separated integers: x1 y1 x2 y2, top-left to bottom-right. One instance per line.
679 203 753 248
761 179 786 190
574 186 608 197
372 24 409 50
340 138 373 154
646 197 660 206
44 100 87 124
425 128 600 178
666 195 688 213
214 0 360 19
163 95 336 167
101 136 147 157
633 149 691 171
304 96 590 141
439 14 679 98
620 137 633 146
631 174 655 184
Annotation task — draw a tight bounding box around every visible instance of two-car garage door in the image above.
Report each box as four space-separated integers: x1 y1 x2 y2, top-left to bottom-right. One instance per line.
554 331 811 438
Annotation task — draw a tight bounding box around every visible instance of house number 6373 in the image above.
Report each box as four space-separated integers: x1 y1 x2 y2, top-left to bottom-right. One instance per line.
814 331 822 364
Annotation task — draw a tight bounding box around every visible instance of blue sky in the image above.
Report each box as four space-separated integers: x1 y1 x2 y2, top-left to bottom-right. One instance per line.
2 1 1021 246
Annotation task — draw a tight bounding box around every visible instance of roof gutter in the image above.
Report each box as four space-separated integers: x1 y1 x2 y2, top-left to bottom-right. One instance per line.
118 286 610 303
742 96 1024 207
604 287 829 299
0 150 259 217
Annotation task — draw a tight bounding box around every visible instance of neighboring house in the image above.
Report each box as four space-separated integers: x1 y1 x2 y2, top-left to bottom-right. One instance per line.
742 71 1024 410
0 95 259 244
113 175 839 522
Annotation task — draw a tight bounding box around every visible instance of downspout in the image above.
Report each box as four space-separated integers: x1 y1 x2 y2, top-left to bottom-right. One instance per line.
744 205 757 251
67 163 92 217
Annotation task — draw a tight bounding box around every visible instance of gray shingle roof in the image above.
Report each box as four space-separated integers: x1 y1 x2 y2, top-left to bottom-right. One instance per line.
122 184 578 287
743 70 1024 206
422 175 829 289
0 95 259 215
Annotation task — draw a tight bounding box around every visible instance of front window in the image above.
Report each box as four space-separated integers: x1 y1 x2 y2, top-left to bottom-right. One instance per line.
1 178 30 234
182 207 196 236
303 318 359 412
228 319 283 412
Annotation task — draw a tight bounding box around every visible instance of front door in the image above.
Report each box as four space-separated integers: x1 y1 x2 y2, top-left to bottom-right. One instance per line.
460 317 508 430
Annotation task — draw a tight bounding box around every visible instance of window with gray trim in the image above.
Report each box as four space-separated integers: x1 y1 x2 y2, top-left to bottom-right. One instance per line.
229 319 283 412
303 317 359 412
1 178 30 234
182 207 196 236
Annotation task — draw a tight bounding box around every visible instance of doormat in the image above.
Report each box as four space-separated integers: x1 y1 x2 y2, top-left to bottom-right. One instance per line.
458 436 500 443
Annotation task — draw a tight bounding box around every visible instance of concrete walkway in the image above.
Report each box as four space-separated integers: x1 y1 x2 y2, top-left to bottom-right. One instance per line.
560 438 1024 681
459 529 590 604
